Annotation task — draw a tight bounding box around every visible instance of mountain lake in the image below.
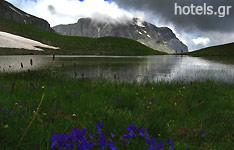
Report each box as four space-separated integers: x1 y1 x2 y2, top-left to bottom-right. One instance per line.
0 55 234 83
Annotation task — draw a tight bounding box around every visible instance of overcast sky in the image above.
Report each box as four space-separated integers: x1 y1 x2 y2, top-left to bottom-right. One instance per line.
5 0 234 51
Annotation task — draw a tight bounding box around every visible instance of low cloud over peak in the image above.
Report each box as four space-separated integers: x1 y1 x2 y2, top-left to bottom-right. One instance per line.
5 0 234 51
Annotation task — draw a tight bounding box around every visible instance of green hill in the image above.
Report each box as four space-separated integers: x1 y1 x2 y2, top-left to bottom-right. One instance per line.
188 43 234 57
0 16 165 56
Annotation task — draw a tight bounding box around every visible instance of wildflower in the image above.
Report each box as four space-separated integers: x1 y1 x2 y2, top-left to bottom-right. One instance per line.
149 146 156 150
98 133 106 149
0 107 3 112
115 97 120 103
97 121 104 129
167 140 174 147
107 140 117 150
97 121 104 135
152 99 155 103
43 113 47 116
15 103 18 106
149 102 152 105
111 133 115 138
202 129 206 136
75 93 78 96
174 102 177 106
97 130 101 135
72 114 77 117
3 124 8 128
156 141 164 149
42 86 45 89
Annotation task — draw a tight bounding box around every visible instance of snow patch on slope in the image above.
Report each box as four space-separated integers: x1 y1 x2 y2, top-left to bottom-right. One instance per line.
0 31 59 51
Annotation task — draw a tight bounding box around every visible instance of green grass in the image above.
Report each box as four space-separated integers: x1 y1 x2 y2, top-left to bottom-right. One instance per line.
0 70 234 150
187 43 234 57
0 16 165 56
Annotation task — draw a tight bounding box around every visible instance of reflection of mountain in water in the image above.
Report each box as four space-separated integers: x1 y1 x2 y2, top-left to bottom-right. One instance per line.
62 56 181 82
167 56 234 83
0 55 234 83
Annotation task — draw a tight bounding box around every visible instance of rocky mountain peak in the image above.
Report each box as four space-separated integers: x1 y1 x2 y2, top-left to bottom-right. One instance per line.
53 18 188 53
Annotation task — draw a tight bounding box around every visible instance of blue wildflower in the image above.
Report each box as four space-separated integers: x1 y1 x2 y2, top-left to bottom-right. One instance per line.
98 133 106 149
97 121 104 129
115 97 120 102
107 140 117 150
167 139 174 147
202 129 206 136
156 141 165 149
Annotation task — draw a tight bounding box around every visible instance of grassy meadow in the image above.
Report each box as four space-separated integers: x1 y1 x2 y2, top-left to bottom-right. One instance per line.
0 70 234 150
187 43 234 57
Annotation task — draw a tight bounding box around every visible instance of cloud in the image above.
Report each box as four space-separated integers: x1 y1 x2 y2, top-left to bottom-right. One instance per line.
111 0 234 32
193 36 210 45
6 0 144 26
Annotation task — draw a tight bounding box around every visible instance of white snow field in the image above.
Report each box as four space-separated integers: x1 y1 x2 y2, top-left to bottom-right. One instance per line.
0 31 59 51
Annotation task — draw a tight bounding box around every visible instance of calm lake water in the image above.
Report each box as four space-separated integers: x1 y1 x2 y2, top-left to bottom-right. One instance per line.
0 55 234 83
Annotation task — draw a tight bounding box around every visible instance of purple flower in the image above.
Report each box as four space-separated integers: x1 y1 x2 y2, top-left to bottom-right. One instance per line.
111 133 115 138
51 127 93 150
97 121 104 129
167 139 174 147
149 146 156 150
98 133 106 149
156 141 165 149
107 140 117 150
115 97 120 102
97 130 101 135
202 129 206 136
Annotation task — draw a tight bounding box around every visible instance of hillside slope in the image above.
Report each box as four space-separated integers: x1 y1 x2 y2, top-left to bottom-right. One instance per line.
0 16 165 56
188 43 234 57
0 0 54 32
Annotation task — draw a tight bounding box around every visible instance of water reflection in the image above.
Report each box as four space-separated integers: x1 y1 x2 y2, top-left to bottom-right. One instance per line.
0 55 234 83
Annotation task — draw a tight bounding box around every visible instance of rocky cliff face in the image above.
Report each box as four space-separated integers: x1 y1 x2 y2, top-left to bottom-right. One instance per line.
0 0 54 32
53 18 188 53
